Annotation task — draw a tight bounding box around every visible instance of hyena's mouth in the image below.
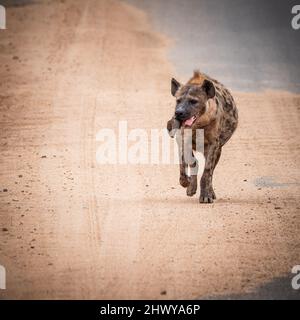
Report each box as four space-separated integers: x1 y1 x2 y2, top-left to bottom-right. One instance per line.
183 115 196 127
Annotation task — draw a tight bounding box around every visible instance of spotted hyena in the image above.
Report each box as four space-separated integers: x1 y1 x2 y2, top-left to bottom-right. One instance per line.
167 71 238 203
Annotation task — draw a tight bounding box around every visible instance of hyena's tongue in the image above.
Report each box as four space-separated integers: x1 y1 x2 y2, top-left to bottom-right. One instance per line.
184 116 196 127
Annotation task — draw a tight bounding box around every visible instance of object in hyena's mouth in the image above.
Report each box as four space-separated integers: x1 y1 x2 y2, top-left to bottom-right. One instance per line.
167 117 180 138
167 70 238 203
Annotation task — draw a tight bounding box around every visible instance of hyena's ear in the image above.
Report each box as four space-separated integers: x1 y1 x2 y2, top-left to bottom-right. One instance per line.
171 78 181 96
202 79 215 99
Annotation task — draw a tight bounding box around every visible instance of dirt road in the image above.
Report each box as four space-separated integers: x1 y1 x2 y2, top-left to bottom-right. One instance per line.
0 0 299 299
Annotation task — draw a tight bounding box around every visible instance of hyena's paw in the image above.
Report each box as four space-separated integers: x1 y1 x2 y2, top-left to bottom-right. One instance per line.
179 175 190 188
199 196 214 203
199 189 214 203
186 177 197 197
211 188 216 200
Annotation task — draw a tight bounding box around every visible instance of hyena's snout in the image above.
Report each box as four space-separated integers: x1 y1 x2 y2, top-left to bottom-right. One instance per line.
175 107 188 120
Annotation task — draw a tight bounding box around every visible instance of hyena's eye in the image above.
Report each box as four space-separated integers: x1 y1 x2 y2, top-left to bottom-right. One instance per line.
176 98 182 104
189 99 198 105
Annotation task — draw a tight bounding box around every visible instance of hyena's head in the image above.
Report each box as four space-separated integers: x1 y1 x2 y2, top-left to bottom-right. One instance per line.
171 77 215 127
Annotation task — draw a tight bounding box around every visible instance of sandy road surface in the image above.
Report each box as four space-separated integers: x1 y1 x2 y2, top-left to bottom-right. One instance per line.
0 0 300 299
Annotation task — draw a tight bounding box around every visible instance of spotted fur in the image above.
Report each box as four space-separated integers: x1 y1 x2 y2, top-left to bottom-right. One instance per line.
167 70 238 203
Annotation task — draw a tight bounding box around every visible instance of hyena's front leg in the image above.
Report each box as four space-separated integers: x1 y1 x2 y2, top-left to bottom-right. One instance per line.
177 129 198 196
199 141 221 203
176 127 190 188
186 153 198 197
179 151 198 195
179 161 190 188
166 117 190 188
210 147 222 200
